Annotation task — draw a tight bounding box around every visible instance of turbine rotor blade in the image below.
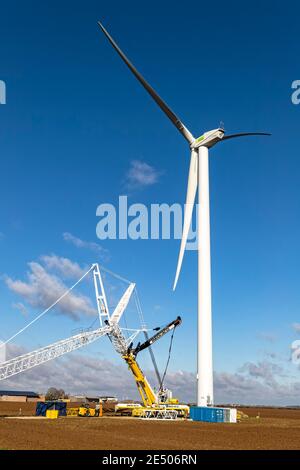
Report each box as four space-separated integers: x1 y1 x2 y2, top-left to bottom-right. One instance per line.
97 21 194 144
173 150 198 290
222 132 271 142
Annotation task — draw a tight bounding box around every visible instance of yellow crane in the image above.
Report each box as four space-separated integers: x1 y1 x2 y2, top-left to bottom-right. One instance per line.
115 317 189 419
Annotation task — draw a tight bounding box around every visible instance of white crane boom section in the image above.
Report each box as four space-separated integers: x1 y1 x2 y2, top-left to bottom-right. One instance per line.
0 326 111 381
110 283 136 324
93 263 110 326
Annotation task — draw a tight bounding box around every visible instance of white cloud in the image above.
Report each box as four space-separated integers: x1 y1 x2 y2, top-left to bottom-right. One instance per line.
292 323 300 334
257 332 277 343
40 254 86 279
4 259 96 320
125 160 162 189
238 361 285 385
63 232 109 260
3 343 300 406
214 366 300 406
3 344 140 398
12 302 28 317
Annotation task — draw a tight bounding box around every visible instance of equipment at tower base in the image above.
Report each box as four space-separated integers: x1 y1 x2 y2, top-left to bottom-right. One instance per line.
190 406 237 423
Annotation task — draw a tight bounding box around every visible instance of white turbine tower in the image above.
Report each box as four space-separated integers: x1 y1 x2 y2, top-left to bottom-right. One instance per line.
98 22 270 407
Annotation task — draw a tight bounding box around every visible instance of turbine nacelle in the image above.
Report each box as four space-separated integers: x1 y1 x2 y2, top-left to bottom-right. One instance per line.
191 128 225 149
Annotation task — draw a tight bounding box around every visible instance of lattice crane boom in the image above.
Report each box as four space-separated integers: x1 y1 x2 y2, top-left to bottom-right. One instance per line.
0 326 111 381
0 264 137 383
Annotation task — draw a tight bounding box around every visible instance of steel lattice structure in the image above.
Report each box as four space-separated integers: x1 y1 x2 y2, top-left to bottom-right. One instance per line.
0 264 137 382
0 326 111 381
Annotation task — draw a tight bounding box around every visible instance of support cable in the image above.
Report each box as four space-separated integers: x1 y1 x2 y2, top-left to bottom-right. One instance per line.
159 326 176 392
134 288 146 330
100 265 132 285
134 288 163 388
0 265 95 348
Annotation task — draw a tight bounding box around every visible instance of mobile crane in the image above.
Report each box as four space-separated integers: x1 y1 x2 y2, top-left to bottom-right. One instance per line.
114 316 189 419
0 264 188 419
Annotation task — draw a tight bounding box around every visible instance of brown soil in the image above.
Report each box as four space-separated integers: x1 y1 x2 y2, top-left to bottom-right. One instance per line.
0 403 300 450
0 402 36 417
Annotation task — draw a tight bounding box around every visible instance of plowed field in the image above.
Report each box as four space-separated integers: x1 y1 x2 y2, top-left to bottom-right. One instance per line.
0 403 299 450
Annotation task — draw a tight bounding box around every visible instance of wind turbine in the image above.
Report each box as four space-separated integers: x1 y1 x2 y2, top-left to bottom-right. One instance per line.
97 22 270 407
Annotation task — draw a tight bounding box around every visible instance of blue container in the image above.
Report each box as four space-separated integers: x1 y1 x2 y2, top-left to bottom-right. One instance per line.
36 401 67 417
190 406 226 423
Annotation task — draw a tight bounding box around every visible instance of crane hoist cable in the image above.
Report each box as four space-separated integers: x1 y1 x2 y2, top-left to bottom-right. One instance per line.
133 288 163 387
143 329 163 390
159 325 176 392
130 316 181 393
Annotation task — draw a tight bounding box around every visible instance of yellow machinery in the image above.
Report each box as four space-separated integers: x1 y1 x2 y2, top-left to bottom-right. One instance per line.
67 404 102 417
122 351 189 419
114 402 142 416
78 406 96 417
237 410 249 421
46 409 59 419
115 317 189 419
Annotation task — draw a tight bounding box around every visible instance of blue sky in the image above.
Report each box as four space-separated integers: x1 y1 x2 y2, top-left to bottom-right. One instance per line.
0 0 300 404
